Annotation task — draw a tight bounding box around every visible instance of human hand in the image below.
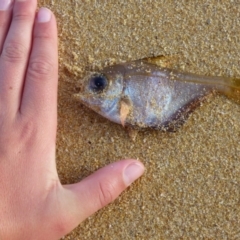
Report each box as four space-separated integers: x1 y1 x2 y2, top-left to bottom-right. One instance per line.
0 0 145 239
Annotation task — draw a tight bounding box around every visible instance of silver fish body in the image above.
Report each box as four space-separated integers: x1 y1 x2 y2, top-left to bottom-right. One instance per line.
76 60 236 130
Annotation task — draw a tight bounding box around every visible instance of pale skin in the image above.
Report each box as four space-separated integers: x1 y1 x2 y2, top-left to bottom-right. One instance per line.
0 0 145 239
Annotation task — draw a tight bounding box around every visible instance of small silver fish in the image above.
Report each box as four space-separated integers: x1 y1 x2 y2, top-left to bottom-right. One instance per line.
75 60 240 131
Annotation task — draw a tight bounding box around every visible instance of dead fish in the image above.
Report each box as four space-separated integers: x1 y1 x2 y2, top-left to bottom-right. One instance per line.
75 60 240 131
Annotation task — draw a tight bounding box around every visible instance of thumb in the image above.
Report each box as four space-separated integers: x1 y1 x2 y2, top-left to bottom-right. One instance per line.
62 159 144 233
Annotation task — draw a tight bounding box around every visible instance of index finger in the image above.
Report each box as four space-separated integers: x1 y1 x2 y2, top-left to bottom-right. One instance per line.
19 7 58 128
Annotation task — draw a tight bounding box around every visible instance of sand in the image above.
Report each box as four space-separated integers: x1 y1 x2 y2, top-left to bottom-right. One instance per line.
39 0 240 239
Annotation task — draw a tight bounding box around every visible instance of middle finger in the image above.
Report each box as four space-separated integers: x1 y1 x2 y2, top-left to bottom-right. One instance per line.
0 0 37 115
0 0 13 52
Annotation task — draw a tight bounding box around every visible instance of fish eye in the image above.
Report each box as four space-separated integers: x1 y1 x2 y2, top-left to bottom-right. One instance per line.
89 74 108 93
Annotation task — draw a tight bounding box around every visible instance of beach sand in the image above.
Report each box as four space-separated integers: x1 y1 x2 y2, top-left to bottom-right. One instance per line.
39 0 240 239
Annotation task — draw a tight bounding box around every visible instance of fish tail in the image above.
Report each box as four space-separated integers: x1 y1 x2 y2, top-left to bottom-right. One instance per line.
170 70 240 104
216 77 240 104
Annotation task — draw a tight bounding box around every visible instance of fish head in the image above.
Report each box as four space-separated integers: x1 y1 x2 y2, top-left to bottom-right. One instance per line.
76 65 126 124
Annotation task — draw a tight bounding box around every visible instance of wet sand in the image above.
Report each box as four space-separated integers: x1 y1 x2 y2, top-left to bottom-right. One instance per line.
39 0 240 239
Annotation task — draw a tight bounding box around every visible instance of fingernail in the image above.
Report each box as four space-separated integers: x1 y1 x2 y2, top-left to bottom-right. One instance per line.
0 0 12 11
123 163 144 186
37 7 51 23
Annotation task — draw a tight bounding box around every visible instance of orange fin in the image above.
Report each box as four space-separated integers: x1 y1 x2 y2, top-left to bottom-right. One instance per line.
120 99 131 127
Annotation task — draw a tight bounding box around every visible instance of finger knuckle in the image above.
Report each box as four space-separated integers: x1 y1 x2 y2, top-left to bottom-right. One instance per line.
2 42 26 62
18 118 37 147
28 57 54 78
13 8 33 22
98 180 115 208
34 31 52 41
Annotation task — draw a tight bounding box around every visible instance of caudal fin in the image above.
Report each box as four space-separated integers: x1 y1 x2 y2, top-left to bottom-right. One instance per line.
216 77 240 104
167 70 240 104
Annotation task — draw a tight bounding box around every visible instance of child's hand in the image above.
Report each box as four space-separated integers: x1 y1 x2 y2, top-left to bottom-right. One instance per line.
0 1 144 239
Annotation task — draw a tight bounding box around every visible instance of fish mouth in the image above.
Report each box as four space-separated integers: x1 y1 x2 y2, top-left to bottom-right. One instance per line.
73 91 102 113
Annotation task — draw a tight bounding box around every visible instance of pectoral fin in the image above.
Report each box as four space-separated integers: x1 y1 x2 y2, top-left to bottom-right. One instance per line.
119 98 132 127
